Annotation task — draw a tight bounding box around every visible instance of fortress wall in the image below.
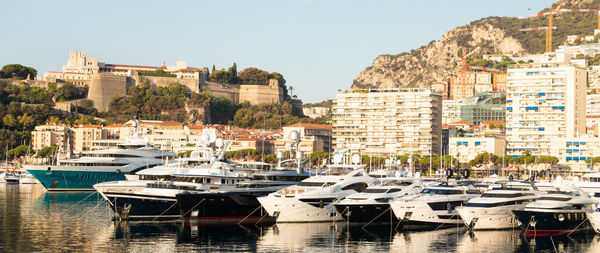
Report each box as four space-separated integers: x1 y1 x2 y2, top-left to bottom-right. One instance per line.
134 75 200 93
238 83 283 105
88 74 127 112
204 81 240 103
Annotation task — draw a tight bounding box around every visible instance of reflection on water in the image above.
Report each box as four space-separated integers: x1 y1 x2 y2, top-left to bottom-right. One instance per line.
2 184 600 252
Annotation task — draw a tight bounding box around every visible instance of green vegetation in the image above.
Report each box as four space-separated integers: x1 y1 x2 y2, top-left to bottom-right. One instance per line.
262 154 278 164
139 69 176 78
208 63 286 86
467 55 516 71
303 99 333 109
0 64 37 79
52 83 88 102
7 145 31 159
107 81 210 123
36 145 57 158
0 81 99 156
229 102 328 129
225 149 260 160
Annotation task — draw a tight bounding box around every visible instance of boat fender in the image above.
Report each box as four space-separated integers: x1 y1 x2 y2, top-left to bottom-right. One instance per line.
462 169 470 179
446 169 454 178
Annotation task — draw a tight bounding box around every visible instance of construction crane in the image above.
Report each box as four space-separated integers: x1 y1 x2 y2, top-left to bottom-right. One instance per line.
520 8 600 52
456 47 481 73
518 26 557 52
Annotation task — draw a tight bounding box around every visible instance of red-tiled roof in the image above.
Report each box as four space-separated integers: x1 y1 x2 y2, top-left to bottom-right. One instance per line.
74 124 102 128
285 123 333 130
104 124 125 128
105 64 160 69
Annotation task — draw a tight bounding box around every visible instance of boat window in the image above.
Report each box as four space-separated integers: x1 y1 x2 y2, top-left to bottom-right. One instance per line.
421 189 464 195
298 182 325 187
539 196 572 201
341 183 368 192
363 188 388 193
481 192 533 198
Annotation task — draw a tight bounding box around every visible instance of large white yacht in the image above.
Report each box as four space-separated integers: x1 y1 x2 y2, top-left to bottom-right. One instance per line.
588 206 600 234
513 189 598 236
258 153 377 223
95 136 251 220
577 173 600 198
333 178 423 223
456 180 541 230
389 181 482 228
26 121 175 191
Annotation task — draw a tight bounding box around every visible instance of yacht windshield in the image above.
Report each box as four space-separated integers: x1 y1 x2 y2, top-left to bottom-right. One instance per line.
298 182 325 187
421 188 464 195
481 192 534 198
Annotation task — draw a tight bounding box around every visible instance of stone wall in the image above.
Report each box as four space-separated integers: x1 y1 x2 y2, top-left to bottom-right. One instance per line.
203 81 240 103
133 74 200 93
87 74 128 112
238 79 283 105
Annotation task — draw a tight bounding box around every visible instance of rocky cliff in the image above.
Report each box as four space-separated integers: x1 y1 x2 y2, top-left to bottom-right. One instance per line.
352 0 600 89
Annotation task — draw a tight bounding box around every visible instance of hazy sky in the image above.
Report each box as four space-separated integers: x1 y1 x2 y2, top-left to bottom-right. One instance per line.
1 0 553 102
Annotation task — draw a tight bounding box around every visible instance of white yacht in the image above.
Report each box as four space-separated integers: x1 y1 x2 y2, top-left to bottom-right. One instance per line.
333 178 423 223
577 173 600 198
389 182 482 228
258 154 377 223
588 206 600 234
456 180 541 230
95 136 251 220
26 121 175 191
19 172 39 184
513 189 598 236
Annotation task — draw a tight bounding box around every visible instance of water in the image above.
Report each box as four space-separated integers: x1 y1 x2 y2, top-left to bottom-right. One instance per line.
1 184 600 252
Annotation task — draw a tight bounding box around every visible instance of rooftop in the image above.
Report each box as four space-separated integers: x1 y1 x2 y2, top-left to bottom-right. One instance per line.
285 123 333 130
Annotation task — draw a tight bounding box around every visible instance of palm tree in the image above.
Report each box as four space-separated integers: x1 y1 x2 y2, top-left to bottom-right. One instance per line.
289 86 294 98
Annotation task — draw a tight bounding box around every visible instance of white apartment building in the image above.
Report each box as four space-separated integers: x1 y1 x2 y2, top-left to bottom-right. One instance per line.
333 88 442 157
550 137 600 173
449 137 506 163
442 99 463 125
506 62 587 158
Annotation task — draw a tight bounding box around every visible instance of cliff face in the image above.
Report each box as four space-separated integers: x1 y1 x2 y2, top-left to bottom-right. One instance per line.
351 0 600 90
352 23 524 89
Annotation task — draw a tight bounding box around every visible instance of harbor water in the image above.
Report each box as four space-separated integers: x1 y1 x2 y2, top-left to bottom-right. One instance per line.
1 184 600 252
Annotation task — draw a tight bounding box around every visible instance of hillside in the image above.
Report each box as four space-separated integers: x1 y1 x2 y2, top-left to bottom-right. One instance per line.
352 0 600 89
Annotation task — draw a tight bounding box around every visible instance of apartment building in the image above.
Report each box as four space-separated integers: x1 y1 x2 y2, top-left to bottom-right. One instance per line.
30 124 71 151
442 99 463 125
460 92 506 124
333 88 442 157
449 137 506 163
550 137 600 172
506 62 587 157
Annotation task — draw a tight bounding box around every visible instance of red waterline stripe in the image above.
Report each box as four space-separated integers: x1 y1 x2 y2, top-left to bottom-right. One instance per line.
525 229 572 232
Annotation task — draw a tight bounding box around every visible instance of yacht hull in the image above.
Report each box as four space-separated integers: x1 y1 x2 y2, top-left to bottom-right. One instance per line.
28 169 126 191
176 192 275 225
258 195 343 223
105 192 181 221
512 210 590 236
390 200 465 229
456 206 521 230
333 203 397 223
588 211 600 233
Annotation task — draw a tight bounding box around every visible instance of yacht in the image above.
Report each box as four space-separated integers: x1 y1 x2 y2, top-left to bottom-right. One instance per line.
389 181 482 229
333 179 423 223
95 138 251 221
588 206 600 234
512 189 598 236
577 173 600 198
258 159 377 223
176 167 311 225
455 180 541 230
4 173 20 184
26 121 175 191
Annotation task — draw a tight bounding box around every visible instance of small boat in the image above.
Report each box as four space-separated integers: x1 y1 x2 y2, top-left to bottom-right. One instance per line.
4 174 20 184
19 172 39 184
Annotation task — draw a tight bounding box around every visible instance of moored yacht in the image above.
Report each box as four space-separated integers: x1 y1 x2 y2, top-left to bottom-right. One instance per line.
588 206 600 234
333 179 423 223
512 189 597 236
577 173 600 198
389 181 482 229
258 151 377 223
456 180 541 230
26 121 175 191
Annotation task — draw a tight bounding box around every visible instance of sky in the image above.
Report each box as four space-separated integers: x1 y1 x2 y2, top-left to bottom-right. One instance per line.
0 0 554 103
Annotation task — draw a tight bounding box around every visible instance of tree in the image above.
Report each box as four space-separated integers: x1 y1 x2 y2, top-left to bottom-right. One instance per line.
309 151 330 166
238 67 269 85
17 114 35 129
2 114 17 129
289 86 295 97
7 145 30 158
0 64 37 79
269 72 286 86
263 154 278 164
36 145 57 158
